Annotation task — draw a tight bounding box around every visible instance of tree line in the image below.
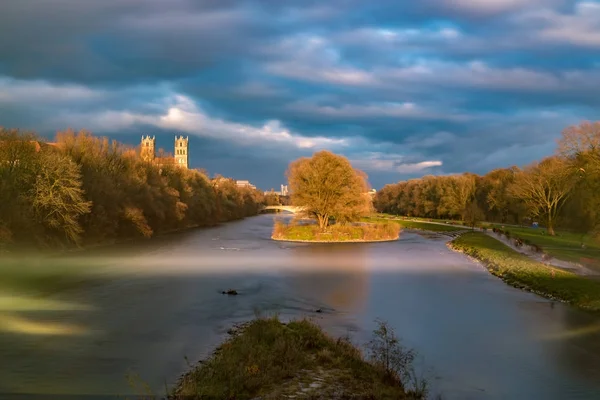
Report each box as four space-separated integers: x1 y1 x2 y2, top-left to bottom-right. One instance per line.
374 121 600 237
0 128 265 249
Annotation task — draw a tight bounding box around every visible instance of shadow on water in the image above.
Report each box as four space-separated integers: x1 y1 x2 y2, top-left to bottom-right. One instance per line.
1 215 600 399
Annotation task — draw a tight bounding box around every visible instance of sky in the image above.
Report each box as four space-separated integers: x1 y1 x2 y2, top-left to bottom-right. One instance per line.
1 0 599 190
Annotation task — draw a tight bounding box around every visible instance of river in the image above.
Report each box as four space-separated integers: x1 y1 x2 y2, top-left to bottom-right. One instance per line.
1 214 600 399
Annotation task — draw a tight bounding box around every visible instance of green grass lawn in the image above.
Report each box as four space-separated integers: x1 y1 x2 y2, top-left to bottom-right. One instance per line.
451 232 600 312
173 317 413 399
489 224 600 267
364 215 466 233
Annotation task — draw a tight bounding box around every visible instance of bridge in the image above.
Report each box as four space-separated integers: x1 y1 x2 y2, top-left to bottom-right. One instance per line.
261 205 306 214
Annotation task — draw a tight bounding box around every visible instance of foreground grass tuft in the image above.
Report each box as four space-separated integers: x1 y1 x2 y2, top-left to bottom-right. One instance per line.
172 317 420 399
450 232 600 312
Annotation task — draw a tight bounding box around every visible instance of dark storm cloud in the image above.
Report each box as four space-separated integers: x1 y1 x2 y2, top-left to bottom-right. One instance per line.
1 0 600 189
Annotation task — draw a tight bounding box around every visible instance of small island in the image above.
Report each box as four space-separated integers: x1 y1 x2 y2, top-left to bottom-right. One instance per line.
271 150 400 243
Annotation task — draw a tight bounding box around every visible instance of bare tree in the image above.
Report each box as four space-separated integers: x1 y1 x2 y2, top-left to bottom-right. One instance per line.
509 157 574 236
464 200 485 230
558 121 600 170
558 122 600 239
31 151 92 244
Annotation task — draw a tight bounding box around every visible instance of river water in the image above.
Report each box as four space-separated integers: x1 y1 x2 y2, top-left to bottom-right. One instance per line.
1 214 600 399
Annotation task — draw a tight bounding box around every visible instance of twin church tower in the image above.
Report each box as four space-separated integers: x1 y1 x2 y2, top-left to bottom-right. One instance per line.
140 135 189 169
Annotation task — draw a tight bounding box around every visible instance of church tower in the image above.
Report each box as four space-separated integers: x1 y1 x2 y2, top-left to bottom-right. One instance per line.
140 135 155 162
174 135 189 169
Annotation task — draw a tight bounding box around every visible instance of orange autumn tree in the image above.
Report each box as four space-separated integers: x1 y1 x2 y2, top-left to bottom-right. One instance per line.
286 150 371 230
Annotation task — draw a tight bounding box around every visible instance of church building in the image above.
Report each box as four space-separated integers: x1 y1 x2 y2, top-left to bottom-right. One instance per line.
140 135 189 169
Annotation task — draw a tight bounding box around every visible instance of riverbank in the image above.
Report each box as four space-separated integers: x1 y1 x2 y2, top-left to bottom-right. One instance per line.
171 317 416 399
0 215 257 295
484 225 600 274
364 216 466 233
449 232 600 312
272 221 400 242
483 229 598 277
0 213 259 257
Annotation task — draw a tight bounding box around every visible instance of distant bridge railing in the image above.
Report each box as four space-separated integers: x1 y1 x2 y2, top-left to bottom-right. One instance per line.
261 205 306 214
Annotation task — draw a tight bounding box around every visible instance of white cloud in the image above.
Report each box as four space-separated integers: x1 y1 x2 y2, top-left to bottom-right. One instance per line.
51 93 348 150
351 152 443 173
0 77 106 103
263 34 377 86
262 32 600 93
286 101 469 121
395 160 444 173
264 28 600 95
235 81 286 97
280 4 343 22
518 2 600 47
439 28 461 39
287 101 418 117
439 0 549 15
405 131 458 148
337 26 462 45
121 7 250 33
266 62 376 86
381 60 561 91
154 95 347 149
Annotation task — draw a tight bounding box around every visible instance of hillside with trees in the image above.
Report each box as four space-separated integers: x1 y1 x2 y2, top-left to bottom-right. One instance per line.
0 128 264 250
374 122 600 239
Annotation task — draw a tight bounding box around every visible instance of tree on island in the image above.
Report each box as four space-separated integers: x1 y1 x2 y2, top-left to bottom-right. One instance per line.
286 150 371 230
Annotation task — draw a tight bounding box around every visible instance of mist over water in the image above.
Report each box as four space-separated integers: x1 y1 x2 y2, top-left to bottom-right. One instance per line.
1 214 600 399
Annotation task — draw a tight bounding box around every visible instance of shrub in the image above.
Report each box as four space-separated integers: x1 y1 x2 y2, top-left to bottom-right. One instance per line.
368 319 427 399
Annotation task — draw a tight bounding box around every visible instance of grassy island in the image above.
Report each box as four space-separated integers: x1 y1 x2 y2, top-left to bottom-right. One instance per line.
272 221 400 242
172 317 423 399
450 232 600 312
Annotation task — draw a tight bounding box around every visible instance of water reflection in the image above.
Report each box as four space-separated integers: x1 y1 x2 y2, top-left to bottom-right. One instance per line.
548 306 600 387
0 312 89 336
286 244 369 313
